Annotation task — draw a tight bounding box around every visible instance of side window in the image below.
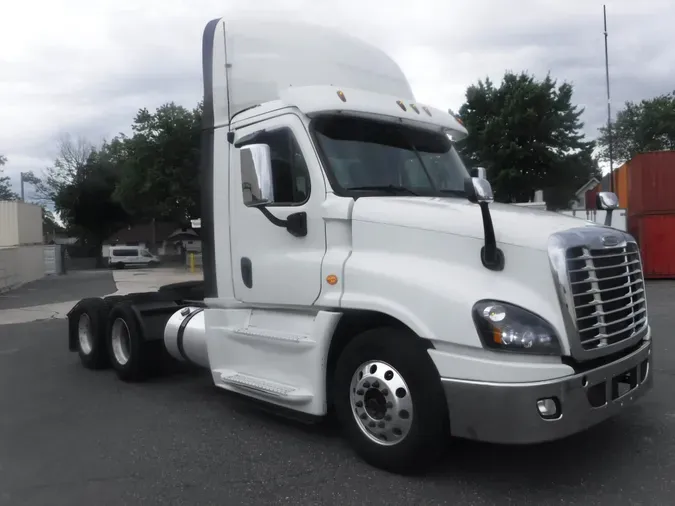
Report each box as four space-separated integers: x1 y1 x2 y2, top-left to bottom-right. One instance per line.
255 127 310 205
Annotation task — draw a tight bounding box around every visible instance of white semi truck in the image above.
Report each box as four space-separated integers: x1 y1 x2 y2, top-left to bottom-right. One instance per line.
67 16 653 474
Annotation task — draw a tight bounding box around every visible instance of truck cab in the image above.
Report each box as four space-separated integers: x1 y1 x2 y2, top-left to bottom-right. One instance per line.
68 15 653 474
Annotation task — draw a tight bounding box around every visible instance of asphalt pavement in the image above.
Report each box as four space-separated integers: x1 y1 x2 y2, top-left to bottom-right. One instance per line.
0 271 117 310
1 281 674 505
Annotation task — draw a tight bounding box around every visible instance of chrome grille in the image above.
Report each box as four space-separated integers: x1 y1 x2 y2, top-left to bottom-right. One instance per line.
566 242 647 350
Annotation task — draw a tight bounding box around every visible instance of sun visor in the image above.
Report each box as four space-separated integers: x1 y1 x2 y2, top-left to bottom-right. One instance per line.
279 85 469 140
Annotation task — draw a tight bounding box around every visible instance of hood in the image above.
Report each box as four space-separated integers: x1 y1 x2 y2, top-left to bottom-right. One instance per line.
351 196 599 251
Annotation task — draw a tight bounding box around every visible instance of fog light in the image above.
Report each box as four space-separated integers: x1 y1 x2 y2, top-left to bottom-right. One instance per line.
536 398 559 419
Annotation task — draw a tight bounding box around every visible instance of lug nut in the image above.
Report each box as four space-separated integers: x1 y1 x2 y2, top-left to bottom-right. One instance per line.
355 401 363 408
372 380 380 388
363 381 370 388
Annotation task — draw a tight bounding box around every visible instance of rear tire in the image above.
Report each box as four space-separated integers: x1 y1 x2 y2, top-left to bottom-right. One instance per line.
333 327 449 474
69 298 110 369
106 302 155 382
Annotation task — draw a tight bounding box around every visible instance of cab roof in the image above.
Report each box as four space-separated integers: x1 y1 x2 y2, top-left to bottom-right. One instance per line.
202 16 415 128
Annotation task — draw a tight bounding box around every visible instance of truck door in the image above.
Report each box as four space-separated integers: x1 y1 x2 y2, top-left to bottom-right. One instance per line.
230 113 327 306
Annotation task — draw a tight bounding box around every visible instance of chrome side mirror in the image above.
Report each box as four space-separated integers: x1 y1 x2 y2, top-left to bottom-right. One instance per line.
471 167 487 180
463 176 503 271
464 177 494 204
596 191 619 210
596 191 619 227
240 144 274 207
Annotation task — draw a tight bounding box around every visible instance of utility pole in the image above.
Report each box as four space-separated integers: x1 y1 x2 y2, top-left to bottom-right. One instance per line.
20 172 26 201
604 4 614 193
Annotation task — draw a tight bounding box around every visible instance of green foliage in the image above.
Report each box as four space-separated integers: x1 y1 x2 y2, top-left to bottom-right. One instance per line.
54 150 130 266
25 102 202 258
0 155 18 200
113 102 202 222
457 72 599 208
598 91 675 165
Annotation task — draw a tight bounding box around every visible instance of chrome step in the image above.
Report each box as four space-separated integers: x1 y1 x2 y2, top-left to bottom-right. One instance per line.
229 327 315 347
217 370 313 404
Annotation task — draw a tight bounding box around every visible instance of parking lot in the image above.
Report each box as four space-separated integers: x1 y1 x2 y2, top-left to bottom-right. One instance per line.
1 272 674 506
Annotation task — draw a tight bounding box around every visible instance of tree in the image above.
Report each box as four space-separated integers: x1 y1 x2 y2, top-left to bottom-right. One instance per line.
0 155 18 200
23 136 129 266
42 207 64 240
113 102 202 222
597 91 675 165
22 134 94 204
54 150 130 267
457 72 599 208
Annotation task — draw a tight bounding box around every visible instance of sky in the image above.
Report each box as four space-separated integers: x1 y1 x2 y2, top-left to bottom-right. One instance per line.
1 0 674 198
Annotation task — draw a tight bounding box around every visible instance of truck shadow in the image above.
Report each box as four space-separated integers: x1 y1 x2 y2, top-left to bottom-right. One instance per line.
144 366 658 494
432 414 652 486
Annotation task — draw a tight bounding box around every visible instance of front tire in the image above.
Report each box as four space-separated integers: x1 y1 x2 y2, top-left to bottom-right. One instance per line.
333 327 449 474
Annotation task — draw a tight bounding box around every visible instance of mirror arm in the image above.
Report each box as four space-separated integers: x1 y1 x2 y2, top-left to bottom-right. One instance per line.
604 208 613 227
257 207 308 237
479 202 505 271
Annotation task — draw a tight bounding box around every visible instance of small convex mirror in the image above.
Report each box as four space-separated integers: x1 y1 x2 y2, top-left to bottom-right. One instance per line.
596 191 619 210
240 144 275 207
464 177 494 204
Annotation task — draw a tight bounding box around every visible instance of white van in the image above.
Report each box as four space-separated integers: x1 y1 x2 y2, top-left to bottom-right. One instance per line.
108 246 160 269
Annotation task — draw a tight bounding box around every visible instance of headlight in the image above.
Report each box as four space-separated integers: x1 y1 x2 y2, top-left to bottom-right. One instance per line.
472 300 562 356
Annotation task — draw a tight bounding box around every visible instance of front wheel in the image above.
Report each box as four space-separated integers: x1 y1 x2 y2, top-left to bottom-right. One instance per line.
333 327 450 474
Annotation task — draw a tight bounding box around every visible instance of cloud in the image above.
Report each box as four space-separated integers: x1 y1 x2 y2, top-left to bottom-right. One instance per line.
1 0 673 189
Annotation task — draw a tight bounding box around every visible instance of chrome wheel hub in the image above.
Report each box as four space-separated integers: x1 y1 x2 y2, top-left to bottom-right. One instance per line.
78 314 93 355
111 318 131 366
349 360 413 446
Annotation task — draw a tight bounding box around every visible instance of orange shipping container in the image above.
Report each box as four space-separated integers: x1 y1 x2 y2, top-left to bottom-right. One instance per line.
597 162 628 208
628 214 675 279
627 151 675 216
611 162 629 209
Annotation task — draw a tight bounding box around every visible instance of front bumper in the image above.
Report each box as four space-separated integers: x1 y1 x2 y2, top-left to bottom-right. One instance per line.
441 339 653 444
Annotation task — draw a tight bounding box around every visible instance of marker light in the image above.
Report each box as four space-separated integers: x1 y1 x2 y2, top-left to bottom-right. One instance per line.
337 90 347 102
472 300 562 355
396 100 407 111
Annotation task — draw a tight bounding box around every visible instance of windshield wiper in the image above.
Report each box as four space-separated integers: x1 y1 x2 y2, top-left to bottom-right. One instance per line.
347 185 419 196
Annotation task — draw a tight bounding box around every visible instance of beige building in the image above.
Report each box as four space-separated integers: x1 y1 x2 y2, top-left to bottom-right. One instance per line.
0 201 45 292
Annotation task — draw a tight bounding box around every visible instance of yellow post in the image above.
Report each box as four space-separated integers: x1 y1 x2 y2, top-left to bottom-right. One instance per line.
189 252 195 273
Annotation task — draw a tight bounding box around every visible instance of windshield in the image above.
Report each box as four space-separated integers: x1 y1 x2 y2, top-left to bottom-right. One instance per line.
312 116 470 197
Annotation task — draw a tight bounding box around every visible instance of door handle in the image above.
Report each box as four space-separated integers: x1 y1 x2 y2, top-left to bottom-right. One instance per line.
241 257 253 288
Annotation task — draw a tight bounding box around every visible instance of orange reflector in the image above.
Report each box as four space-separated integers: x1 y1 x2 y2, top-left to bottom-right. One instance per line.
396 100 407 111
326 274 338 285
492 328 503 344
337 90 347 102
